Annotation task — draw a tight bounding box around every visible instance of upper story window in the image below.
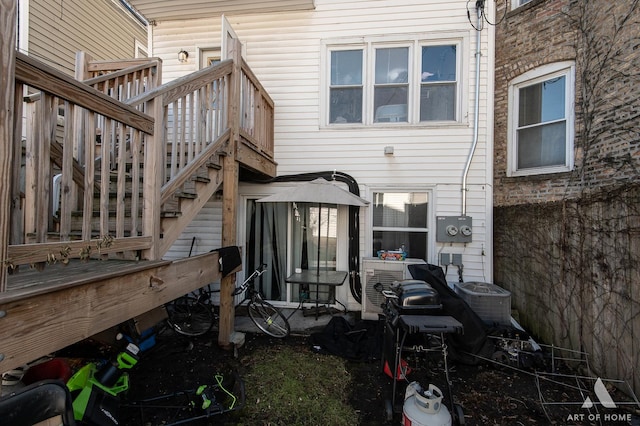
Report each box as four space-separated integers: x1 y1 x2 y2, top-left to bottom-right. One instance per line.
325 35 463 126
374 47 409 123
512 0 533 8
508 62 575 176
330 49 364 124
421 45 457 121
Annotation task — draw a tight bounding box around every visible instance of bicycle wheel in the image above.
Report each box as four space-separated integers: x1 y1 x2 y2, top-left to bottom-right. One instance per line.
247 299 290 338
166 296 214 337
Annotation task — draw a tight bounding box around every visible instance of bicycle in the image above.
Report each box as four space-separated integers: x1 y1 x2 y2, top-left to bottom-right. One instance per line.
166 264 291 338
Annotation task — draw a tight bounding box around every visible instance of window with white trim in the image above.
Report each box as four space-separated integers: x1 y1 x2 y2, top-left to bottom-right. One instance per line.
330 49 364 124
372 191 429 260
512 0 533 8
420 45 457 121
508 62 575 176
326 36 462 126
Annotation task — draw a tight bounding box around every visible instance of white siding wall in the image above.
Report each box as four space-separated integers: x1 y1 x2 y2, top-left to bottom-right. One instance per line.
163 200 223 261
154 0 494 293
23 0 147 74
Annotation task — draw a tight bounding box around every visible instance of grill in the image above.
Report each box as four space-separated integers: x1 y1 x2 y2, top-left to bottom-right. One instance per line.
388 280 442 313
380 279 464 423
381 280 442 327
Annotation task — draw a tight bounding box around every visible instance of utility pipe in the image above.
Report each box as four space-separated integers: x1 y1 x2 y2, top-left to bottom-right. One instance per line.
462 3 483 216
254 171 364 303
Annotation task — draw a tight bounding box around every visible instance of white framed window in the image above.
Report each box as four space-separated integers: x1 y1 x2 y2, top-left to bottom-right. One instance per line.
420 44 458 121
134 40 148 58
372 191 429 260
512 0 533 8
330 48 364 124
507 62 575 176
323 34 464 127
373 46 409 123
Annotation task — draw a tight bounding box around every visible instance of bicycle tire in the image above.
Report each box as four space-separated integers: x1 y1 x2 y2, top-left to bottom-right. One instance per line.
247 299 290 338
166 296 214 337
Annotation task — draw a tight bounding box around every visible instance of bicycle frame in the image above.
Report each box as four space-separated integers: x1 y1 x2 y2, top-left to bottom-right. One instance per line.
167 263 289 338
233 264 268 299
232 264 290 338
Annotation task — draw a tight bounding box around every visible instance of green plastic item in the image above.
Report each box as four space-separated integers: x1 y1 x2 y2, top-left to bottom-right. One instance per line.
117 348 138 370
196 385 212 409
66 344 139 420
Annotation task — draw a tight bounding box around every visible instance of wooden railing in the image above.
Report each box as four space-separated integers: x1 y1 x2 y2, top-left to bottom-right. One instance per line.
79 54 162 175
126 58 275 196
6 53 156 279
127 60 234 197
240 58 275 157
2 49 275 292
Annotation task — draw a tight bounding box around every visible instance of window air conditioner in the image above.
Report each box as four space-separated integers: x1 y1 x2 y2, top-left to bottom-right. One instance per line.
361 257 426 320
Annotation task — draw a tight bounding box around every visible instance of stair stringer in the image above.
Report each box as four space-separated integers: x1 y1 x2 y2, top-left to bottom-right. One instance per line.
159 163 225 257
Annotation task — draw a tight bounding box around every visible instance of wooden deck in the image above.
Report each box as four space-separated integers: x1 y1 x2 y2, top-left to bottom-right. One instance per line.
4 259 171 302
1 7 276 373
0 252 222 373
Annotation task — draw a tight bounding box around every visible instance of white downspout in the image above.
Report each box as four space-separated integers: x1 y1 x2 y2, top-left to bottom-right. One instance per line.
462 3 483 216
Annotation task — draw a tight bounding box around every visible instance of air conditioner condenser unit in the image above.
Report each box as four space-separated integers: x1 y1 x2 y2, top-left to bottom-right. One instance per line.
361 258 426 320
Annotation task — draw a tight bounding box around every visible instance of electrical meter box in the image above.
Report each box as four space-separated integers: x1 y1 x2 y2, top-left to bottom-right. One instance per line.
436 216 473 243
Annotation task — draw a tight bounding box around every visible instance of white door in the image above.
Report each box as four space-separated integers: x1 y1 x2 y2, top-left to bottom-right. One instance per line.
221 15 242 60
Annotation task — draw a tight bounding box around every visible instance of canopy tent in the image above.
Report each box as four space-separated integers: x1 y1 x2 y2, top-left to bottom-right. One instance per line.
256 178 368 206
257 178 368 276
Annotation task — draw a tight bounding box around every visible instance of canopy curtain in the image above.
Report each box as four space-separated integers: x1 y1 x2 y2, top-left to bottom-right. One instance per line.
292 203 338 273
246 200 288 301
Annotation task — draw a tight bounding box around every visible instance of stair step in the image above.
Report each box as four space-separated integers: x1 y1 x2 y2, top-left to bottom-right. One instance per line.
192 176 211 183
175 191 197 199
160 211 182 218
64 154 222 238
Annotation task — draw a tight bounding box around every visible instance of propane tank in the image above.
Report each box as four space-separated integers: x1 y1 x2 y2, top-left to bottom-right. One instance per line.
402 382 452 426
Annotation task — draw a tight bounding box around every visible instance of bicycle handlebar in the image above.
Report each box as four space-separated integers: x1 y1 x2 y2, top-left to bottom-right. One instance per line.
232 264 268 296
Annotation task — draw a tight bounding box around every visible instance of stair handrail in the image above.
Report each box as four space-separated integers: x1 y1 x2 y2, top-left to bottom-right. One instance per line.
83 60 160 89
16 52 153 133
126 59 233 108
5 52 158 273
126 60 233 188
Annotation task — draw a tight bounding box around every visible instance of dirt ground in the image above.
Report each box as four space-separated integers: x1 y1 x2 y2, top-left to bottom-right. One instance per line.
52 318 640 426
105 325 638 426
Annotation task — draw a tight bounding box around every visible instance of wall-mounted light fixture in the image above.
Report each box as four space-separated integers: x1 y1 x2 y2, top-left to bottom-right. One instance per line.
384 146 394 155
178 49 189 63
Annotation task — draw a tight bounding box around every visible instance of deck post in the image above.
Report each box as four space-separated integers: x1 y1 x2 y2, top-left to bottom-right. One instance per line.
218 38 242 349
0 0 17 291
141 96 163 261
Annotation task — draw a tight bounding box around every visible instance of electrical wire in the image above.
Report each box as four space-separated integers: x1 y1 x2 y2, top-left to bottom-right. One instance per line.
467 0 509 31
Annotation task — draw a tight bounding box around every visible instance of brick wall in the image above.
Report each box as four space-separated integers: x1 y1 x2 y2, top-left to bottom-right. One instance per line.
493 0 640 206
493 0 640 395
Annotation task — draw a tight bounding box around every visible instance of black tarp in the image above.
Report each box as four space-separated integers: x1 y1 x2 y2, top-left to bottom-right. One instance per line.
408 263 495 364
309 316 383 361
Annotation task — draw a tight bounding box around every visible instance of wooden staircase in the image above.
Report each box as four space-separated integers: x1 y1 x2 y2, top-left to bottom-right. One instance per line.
0 43 276 371
65 148 225 238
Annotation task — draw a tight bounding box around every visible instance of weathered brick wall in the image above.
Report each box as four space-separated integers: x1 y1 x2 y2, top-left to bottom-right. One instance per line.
493 0 640 395
494 0 640 206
